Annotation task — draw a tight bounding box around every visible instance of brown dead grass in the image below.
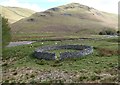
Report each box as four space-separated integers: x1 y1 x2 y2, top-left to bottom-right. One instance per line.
97 48 120 57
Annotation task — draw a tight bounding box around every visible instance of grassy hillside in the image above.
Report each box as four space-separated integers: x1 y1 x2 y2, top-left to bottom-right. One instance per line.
0 5 35 23
11 3 118 41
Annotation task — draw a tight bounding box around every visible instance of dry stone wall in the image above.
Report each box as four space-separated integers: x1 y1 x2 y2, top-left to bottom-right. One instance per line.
34 45 93 60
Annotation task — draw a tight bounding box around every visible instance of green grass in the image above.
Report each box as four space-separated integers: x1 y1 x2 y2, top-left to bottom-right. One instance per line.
11 33 117 41
2 37 119 83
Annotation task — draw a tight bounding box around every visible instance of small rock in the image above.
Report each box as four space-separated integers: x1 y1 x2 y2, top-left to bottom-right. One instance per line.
2 63 8 66
13 72 17 75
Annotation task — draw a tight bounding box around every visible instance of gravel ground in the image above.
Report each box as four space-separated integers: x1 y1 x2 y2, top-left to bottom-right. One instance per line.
7 41 36 47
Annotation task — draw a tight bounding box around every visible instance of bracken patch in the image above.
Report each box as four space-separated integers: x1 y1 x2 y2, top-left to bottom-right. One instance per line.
97 48 120 57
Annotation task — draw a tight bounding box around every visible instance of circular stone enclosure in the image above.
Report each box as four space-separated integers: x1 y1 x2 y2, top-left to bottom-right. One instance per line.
34 45 93 60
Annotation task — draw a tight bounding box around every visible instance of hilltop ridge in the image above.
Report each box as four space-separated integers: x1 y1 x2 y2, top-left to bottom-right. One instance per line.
11 3 117 35
0 5 35 23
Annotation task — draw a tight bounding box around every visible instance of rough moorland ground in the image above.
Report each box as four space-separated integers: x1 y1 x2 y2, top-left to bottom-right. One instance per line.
2 37 119 83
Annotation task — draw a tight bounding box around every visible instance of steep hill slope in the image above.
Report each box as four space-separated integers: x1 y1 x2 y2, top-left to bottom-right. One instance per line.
11 3 117 35
0 5 35 23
